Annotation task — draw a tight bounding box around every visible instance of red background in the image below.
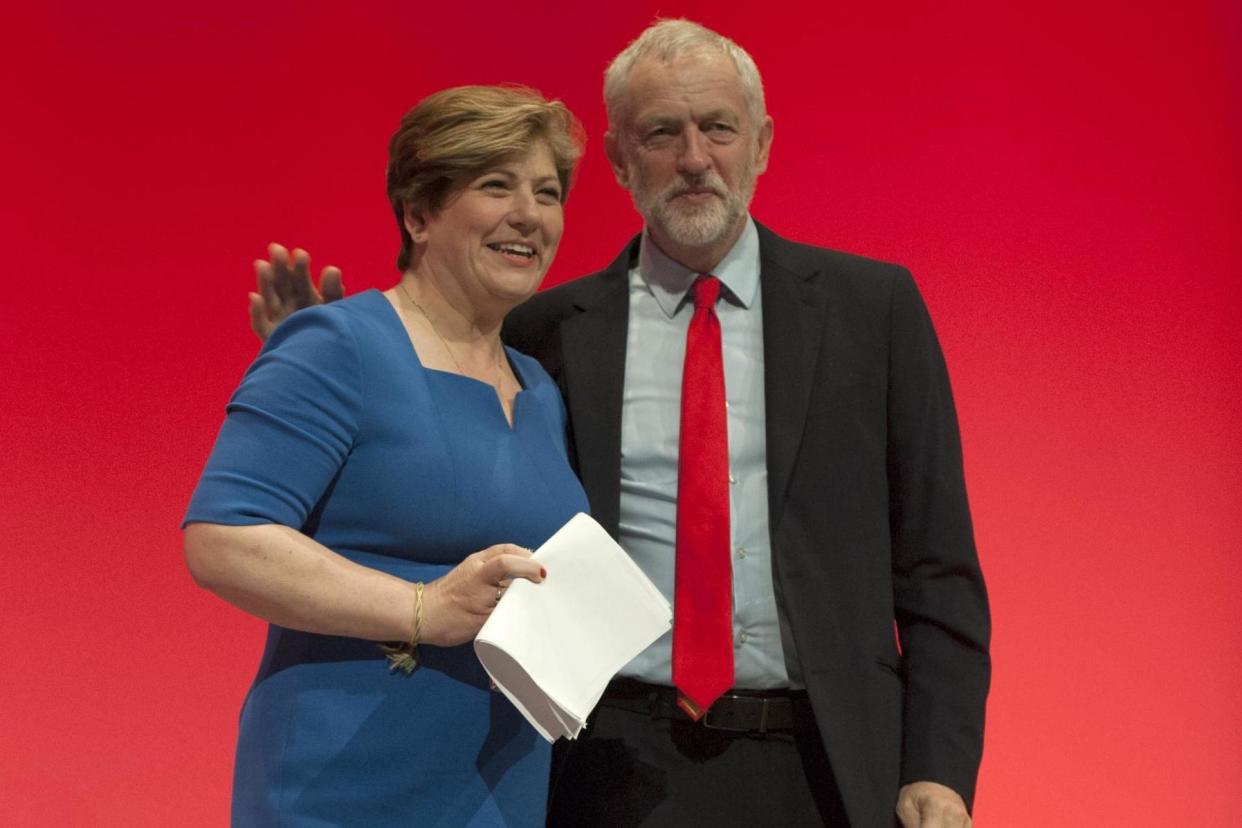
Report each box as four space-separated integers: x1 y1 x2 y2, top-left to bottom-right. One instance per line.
2 1 1239 824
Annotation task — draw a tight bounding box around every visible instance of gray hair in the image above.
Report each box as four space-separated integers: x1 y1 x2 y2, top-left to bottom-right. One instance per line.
603 19 767 133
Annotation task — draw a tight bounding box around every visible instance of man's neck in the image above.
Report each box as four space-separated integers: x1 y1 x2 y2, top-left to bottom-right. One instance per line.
646 222 747 275
637 215 761 316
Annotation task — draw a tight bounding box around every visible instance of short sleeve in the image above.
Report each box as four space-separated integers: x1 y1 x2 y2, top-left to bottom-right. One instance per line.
183 306 363 529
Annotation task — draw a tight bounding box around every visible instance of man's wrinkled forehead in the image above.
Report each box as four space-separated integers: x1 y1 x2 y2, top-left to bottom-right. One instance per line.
612 51 746 130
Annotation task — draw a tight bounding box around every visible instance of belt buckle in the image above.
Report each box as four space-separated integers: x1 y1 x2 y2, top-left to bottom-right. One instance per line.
701 694 770 734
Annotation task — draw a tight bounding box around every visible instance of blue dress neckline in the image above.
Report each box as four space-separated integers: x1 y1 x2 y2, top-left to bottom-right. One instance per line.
365 288 529 431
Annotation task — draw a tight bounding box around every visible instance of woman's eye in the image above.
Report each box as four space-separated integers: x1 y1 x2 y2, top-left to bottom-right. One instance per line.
481 179 509 190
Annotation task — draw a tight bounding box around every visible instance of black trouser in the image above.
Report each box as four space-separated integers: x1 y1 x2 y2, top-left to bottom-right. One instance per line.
547 682 851 827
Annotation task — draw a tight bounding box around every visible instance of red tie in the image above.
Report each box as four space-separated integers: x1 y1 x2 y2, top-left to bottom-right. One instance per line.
673 275 734 720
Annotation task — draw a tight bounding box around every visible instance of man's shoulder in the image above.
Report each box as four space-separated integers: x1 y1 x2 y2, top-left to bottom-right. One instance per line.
756 223 911 284
504 237 636 341
503 267 620 358
521 268 616 313
499 267 614 371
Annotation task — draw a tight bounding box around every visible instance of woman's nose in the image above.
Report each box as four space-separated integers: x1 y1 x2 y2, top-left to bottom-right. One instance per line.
507 190 540 231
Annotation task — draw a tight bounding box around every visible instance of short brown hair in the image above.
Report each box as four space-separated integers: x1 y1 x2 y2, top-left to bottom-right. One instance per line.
386 85 584 271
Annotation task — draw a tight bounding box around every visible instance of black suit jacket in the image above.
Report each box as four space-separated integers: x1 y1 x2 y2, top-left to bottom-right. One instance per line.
503 223 990 826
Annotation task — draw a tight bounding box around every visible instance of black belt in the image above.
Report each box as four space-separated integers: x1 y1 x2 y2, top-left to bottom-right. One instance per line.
599 678 807 734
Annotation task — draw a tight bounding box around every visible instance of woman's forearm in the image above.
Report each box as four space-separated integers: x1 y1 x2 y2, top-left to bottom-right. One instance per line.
183 522 417 643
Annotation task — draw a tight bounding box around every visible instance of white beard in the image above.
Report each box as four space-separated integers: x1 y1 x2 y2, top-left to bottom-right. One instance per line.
633 168 753 250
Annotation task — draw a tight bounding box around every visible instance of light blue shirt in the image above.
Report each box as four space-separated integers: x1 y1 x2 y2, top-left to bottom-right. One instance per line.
617 217 799 689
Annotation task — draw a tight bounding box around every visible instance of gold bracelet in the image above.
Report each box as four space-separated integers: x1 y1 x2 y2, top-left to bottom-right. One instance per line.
380 582 423 674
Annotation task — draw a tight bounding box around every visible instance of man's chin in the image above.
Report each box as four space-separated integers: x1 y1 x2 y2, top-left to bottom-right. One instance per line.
656 210 738 249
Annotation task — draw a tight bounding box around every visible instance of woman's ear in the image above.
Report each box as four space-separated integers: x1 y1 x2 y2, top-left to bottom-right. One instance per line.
403 202 429 244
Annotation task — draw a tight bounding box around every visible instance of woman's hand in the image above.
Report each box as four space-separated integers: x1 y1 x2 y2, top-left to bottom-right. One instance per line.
420 544 545 646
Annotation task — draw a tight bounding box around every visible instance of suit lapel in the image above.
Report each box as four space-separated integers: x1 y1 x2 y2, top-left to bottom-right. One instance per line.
559 241 637 538
758 224 827 533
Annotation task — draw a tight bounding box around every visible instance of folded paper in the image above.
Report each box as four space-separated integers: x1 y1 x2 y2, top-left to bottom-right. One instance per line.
474 513 672 741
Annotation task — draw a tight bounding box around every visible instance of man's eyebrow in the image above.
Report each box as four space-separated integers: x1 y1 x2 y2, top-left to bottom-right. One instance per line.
636 114 682 128
636 109 739 128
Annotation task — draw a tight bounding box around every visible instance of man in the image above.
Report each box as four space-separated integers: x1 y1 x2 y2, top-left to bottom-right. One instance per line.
250 20 989 827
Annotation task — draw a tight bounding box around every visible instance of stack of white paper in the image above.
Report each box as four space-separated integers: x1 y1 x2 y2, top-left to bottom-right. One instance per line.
474 512 672 741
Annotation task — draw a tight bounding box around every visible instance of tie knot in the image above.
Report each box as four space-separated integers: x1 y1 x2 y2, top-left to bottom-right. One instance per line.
693 275 721 311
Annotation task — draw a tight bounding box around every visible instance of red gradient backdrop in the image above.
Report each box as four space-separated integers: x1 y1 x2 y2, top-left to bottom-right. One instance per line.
2 2 1239 824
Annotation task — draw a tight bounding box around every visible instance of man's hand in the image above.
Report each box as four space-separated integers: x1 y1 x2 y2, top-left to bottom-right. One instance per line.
896 781 971 828
248 243 344 342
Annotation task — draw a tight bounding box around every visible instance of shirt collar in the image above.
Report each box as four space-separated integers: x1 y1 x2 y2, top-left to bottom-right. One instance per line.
635 216 760 318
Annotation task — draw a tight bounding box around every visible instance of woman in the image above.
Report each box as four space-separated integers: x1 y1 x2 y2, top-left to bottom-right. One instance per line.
183 85 589 826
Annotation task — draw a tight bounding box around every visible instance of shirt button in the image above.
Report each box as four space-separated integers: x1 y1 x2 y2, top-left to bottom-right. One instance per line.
729 473 737 485
738 632 750 645
736 547 748 559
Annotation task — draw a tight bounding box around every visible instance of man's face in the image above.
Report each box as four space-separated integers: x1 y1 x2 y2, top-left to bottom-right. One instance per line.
606 51 773 270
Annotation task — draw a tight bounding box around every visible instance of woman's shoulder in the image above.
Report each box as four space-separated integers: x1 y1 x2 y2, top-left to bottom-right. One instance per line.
285 289 391 326
265 290 395 352
505 345 555 390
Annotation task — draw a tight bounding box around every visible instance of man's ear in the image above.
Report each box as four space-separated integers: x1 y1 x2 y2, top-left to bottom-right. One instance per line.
604 130 631 190
403 202 429 244
753 115 774 176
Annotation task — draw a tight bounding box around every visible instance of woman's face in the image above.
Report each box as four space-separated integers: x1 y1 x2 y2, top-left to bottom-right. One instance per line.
410 141 565 310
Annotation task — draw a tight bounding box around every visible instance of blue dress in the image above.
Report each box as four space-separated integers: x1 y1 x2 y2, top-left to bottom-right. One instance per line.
184 289 589 826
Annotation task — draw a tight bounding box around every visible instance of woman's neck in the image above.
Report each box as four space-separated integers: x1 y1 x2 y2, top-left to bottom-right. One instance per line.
398 272 503 349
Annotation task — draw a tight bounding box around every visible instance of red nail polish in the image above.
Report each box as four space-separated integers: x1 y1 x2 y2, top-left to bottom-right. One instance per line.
540 567 547 579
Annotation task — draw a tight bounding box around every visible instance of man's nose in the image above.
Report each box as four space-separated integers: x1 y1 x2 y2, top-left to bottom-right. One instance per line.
678 128 711 176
